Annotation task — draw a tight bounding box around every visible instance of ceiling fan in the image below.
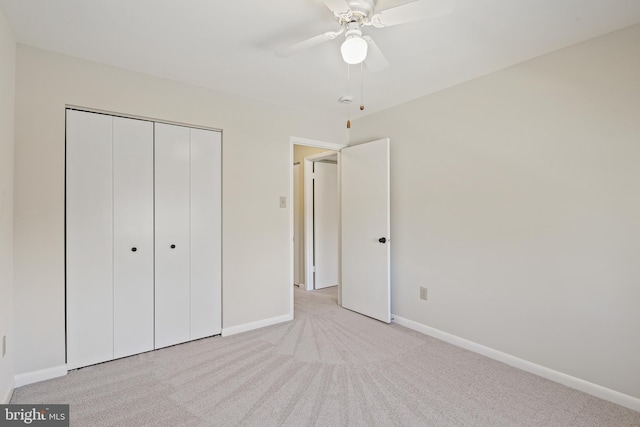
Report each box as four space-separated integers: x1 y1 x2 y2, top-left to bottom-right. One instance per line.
276 0 456 72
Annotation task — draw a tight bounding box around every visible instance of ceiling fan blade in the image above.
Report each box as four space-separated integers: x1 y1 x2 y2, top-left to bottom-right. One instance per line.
362 36 389 72
372 0 456 28
323 0 351 16
276 31 341 57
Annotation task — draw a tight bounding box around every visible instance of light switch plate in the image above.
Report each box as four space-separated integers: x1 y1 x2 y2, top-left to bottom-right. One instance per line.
279 196 287 208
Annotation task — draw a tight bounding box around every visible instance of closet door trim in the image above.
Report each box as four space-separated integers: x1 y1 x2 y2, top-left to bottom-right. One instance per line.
65 106 222 133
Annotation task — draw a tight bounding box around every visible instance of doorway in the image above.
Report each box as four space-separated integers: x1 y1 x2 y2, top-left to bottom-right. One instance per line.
293 145 338 291
289 137 391 323
289 138 346 318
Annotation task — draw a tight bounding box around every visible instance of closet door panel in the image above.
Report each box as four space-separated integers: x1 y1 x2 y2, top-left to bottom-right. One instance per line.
113 117 154 358
190 129 222 339
66 110 114 369
154 123 191 348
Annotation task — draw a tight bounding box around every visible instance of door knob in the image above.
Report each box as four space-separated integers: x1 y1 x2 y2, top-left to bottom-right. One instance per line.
378 237 387 243
170 244 176 249
131 247 137 252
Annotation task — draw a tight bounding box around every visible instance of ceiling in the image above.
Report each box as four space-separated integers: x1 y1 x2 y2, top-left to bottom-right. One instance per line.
1 0 640 121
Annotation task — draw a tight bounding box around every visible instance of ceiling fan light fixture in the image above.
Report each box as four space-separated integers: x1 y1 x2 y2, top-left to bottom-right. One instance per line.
341 35 368 64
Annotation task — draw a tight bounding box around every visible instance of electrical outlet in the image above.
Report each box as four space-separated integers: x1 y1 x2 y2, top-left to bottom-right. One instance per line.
420 287 428 301
2 335 5 357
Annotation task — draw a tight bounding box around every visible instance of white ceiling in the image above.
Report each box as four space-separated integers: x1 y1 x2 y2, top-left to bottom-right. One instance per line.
1 0 640 121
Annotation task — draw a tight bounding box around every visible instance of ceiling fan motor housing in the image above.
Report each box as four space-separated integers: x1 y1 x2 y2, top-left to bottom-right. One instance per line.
346 0 376 19
344 20 363 38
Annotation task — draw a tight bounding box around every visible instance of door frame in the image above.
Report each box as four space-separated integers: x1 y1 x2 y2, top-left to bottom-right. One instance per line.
304 152 338 291
289 137 346 319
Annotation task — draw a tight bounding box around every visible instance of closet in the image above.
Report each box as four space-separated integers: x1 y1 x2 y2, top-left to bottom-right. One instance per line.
65 109 221 370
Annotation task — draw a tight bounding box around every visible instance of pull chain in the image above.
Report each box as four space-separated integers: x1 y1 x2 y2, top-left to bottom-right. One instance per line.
347 64 351 129
360 62 365 111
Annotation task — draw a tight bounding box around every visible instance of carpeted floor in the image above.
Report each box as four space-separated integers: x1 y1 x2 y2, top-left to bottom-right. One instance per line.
11 286 640 426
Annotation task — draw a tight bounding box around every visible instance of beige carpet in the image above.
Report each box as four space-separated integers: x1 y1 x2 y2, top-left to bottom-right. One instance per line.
11 287 640 426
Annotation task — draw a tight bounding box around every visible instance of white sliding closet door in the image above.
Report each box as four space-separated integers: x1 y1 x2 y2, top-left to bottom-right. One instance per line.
112 117 154 358
190 128 222 339
66 110 114 369
155 123 191 348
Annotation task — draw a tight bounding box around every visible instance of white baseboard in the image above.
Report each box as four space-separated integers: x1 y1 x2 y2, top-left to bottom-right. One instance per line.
391 314 640 413
14 365 67 388
1 378 14 404
222 314 292 337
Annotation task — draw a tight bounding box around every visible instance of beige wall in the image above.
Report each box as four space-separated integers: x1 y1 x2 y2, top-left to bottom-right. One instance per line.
0 9 15 403
350 24 640 399
13 45 344 376
293 145 330 165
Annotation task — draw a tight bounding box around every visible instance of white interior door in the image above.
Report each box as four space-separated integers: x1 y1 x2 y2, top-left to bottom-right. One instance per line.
341 138 391 323
314 161 339 289
66 110 114 369
154 123 191 348
293 163 304 285
189 127 222 339
112 117 154 358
